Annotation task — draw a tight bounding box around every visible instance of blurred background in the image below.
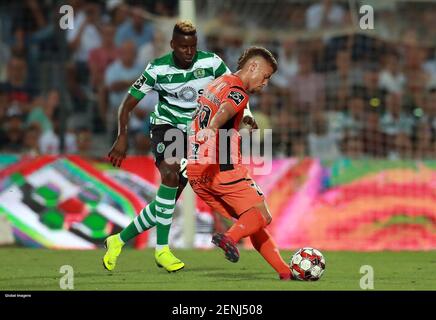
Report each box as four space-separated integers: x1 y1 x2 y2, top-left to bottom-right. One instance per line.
0 0 435 251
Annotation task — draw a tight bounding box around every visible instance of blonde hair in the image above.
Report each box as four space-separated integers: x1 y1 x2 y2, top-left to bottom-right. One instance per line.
173 20 196 36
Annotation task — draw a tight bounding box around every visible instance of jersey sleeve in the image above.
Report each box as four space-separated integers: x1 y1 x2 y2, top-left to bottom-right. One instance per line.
212 54 231 78
128 63 157 100
221 86 249 113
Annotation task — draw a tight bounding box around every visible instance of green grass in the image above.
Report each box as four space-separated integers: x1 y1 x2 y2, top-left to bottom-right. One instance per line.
0 248 435 290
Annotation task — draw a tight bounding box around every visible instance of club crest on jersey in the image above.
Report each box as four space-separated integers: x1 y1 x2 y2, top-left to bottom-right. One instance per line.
228 91 245 105
157 142 165 153
179 86 197 102
193 68 205 79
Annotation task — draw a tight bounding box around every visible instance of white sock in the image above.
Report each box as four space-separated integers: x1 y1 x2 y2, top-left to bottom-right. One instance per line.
156 244 167 251
117 233 125 245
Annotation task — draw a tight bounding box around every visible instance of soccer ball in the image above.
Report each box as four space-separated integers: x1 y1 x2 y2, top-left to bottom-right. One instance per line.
290 247 326 281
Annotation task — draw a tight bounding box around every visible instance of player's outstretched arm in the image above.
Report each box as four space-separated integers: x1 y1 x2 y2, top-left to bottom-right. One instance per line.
108 94 140 167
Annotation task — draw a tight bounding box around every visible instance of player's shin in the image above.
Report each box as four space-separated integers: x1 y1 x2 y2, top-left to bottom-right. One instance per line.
119 201 157 243
155 184 178 248
250 228 291 277
225 207 268 243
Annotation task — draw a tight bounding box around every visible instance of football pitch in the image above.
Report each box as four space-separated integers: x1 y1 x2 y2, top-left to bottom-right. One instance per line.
1 248 435 291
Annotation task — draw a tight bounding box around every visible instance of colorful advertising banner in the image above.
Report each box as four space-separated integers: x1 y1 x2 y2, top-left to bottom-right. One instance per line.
0 156 435 251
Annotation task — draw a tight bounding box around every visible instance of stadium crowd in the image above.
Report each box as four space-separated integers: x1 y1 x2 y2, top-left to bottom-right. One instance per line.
0 0 435 162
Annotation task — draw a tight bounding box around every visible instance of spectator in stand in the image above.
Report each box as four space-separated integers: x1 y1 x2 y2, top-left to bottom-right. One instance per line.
88 23 120 91
26 89 59 134
114 6 154 48
340 132 364 159
22 123 41 157
420 6 436 44
151 0 178 17
414 122 433 160
1 112 24 153
289 51 325 113
342 96 365 136
308 111 340 163
3 55 36 117
330 95 366 140
89 22 120 128
403 69 428 113
402 35 429 111
290 137 307 159
67 1 102 66
360 69 385 111
0 38 10 82
390 132 413 160
0 84 11 147
104 40 143 140
380 92 415 137
0 84 9 124
75 127 93 159
271 40 299 89
10 0 48 57
106 0 129 28
266 88 306 157
250 90 274 155
136 28 167 67
423 48 436 83
423 88 436 135
38 110 77 155
325 50 363 111
378 52 406 94
362 111 388 158
10 0 58 86
221 33 244 72
66 1 103 111
305 0 347 31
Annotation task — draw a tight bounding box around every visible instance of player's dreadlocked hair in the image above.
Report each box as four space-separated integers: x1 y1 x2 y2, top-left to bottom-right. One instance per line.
237 46 278 72
173 20 197 36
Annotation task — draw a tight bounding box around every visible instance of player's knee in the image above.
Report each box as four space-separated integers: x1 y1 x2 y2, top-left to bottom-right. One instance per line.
160 160 180 187
161 170 179 186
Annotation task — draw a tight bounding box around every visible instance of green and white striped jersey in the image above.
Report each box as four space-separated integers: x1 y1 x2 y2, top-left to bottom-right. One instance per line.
128 50 230 132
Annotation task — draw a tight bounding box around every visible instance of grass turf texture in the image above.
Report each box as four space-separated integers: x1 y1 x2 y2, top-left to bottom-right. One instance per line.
1 248 435 290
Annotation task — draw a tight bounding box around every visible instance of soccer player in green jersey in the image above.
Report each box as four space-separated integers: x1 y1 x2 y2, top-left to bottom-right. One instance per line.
103 20 257 272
